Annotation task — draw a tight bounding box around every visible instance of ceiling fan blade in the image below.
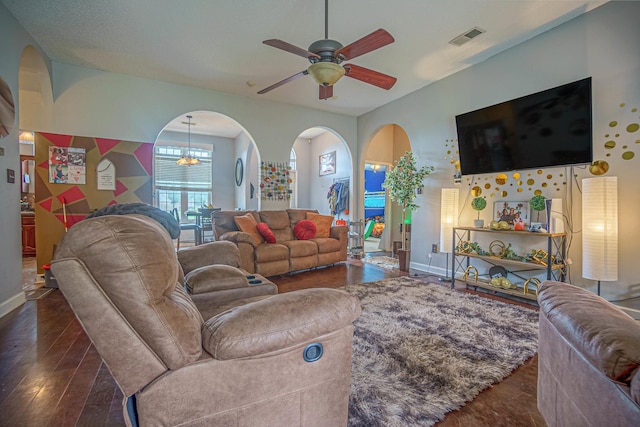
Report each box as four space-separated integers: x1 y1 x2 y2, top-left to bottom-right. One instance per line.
258 70 308 94
335 29 394 61
344 64 397 90
263 39 321 60
319 85 333 100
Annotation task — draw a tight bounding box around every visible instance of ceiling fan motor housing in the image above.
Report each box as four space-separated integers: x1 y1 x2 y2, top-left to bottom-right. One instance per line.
308 39 344 63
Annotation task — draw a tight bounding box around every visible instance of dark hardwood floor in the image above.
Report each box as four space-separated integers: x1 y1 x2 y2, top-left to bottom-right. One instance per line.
1 255 544 426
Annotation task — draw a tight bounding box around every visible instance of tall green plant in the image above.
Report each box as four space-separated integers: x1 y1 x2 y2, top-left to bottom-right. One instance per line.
382 151 434 250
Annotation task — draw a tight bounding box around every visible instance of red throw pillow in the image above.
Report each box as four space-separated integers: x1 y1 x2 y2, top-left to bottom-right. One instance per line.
256 222 276 243
294 219 317 240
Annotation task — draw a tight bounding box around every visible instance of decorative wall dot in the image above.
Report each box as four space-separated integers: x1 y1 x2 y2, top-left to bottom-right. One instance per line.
517 188 523 193
512 172 520 180
546 174 553 179
622 151 635 160
534 189 542 196
527 178 535 185
501 191 508 197
605 141 616 149
627 123 639 133
615 133 620 137
537 170 543 175
609 121 618 127
484 183 491 189
471 186 482 196
495 173 507 185
542 183 548 187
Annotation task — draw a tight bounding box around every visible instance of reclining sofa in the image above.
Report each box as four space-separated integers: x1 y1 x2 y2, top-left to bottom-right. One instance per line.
537 281 640 426
213 209 348 277
51 214 361 426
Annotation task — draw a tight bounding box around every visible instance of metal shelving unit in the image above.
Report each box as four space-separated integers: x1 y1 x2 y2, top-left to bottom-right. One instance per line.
452 226 566 301
348 220 364 258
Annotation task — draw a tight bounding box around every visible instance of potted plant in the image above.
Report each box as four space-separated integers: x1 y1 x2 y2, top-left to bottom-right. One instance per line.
471 197 487 228
529 194 546 231
382 151 434 271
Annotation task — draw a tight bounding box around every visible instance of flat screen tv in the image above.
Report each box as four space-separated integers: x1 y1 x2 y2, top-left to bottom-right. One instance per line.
455 77 592 176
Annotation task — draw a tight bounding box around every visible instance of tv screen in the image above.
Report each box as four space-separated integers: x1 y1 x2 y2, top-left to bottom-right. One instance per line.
455 77 592 176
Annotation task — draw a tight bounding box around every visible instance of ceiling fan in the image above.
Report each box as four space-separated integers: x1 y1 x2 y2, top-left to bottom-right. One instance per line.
258 0 397 100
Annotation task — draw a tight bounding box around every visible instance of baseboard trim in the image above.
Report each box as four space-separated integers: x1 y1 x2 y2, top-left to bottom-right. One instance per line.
410 261 447 278
0 292 27 319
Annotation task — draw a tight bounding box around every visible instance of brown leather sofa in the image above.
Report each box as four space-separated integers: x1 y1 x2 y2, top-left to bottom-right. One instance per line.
51 214 361 426
537 281 640 426
213 209 348 277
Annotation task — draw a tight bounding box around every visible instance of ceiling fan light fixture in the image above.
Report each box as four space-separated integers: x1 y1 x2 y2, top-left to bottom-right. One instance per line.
307 62 345 86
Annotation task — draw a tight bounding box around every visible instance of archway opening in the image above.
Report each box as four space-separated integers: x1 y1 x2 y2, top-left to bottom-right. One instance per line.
362 124 411 253
290 127 353 221
154 111 259 245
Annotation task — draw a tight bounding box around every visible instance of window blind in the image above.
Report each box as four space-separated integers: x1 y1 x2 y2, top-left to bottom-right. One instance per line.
155 147 212 191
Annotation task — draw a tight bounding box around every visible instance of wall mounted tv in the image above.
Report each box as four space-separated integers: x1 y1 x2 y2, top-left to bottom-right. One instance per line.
455 77 592 176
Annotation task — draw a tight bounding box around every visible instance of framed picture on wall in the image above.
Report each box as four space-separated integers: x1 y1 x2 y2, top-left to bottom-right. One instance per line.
319 151 336 176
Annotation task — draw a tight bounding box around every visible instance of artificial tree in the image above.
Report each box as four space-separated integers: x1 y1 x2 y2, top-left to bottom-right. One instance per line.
382 151 434 254
530 194 547 222
471 197 487 227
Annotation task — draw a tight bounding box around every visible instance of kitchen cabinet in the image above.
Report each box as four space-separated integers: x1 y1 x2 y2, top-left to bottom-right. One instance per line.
21 214 36 257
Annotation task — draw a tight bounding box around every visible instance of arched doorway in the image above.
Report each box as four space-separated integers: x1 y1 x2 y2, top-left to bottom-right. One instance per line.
362 124 411 252
291 127 353 219
154 111 259 245
17 45 54 280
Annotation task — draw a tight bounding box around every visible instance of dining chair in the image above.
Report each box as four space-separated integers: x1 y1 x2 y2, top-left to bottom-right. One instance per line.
172 208 201 249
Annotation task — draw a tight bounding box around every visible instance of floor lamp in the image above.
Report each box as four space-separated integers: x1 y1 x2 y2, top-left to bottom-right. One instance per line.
582 177 618 295
439 188 459 282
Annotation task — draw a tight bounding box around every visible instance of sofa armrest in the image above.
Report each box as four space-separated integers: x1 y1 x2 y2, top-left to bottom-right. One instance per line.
330 225 348 240
201 288 361 360
538 281 640 384
177 241 241 275
184 265 249 294
221 231 258 247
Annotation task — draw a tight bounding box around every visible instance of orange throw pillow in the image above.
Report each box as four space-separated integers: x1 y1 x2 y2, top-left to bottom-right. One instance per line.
306 212 333 238
234 213 264 245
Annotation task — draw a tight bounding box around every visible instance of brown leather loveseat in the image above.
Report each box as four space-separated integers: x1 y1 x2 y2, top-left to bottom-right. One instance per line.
51 214 361 426
537 281 640 426
213 209 348 277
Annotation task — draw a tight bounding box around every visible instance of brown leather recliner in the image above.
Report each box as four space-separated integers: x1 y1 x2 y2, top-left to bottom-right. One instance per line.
51 214 361 426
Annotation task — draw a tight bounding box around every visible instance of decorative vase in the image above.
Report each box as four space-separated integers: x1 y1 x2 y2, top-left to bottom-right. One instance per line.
474 219 484 228
397 249 411 272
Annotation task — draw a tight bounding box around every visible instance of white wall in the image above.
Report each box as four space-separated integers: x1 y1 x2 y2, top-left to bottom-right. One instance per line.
358 1 640 299
292 137 312 208
308 132 352 217
0 2 52 316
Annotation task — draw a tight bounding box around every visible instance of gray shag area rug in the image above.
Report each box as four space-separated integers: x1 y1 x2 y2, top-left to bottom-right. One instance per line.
362 256 399 270
344 276 539 427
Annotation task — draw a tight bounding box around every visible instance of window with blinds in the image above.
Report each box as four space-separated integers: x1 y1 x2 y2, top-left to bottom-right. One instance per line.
155 146 212 191
155 146 213 216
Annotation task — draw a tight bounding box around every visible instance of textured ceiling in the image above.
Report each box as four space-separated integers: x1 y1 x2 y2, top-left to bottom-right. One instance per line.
4 0 608 133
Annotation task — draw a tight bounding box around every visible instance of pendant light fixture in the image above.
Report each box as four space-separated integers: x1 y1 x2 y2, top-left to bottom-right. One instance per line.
176 115 200 166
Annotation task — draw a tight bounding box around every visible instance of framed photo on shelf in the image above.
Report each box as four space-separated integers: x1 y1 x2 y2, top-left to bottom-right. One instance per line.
494 200 529 225
319 151 336 176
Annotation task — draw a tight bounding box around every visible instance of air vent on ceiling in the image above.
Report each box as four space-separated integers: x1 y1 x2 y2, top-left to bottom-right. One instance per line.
449 27 486 47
